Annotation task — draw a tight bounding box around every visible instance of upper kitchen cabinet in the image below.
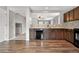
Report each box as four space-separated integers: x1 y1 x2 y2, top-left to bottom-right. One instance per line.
66 11 70 21
74 7 79 20
64 6 79 22
69 10 74 21
64 12 70 22
64 13 67 22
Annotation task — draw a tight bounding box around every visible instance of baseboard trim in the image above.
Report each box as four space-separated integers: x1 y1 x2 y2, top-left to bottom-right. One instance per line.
9 37 16 40
0 37 17 43
0 38 10 43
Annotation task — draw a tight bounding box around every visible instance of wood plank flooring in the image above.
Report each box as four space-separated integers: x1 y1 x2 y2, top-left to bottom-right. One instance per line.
0 39 79 53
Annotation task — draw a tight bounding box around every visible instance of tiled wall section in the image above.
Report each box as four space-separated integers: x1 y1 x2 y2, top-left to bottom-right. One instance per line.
63 20 79 29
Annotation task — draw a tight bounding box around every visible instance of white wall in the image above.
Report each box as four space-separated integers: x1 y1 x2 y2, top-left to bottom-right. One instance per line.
0 7 26 41
9 11 15 39
9 10 26 39
25 7 31 41
15 13 26 34
53 16 59 25
0 7 9 42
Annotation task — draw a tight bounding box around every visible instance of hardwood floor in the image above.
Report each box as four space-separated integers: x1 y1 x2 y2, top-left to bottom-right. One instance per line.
0 39 79 53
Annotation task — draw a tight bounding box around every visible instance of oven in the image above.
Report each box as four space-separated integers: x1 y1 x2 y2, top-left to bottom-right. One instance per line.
74 28 79 47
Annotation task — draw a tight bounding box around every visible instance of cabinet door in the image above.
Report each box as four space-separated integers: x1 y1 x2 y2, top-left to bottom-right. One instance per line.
49 29 64 40
65 30 74 43
74 7 79 20
70 10 74 21
56 30 63 40
63 29 67 40
29 29 36 40
66 12 70 21
64 13 67 22
49 30 55 39
70 30 74 43
68 30 74 43
48 29 56 40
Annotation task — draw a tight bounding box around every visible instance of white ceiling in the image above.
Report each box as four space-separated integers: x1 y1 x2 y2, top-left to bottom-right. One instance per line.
8 6 77 17
8 6 27 16
30 6 77 13
31 13 60 20
30 6 76 10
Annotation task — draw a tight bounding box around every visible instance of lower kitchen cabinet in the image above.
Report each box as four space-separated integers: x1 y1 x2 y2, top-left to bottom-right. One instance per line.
29 29 36 40
48 29 64 40
48 29 74 43
65 29 74 43
29 28 74 43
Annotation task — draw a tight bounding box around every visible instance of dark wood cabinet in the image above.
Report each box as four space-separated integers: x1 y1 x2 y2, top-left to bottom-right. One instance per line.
66 12 70 21
70 10 74 21
47 29 74 43
74 7 79 20
49 29 64 40
64 6 79 22
64 13 67 22
65 29 74 43
30 29 74 43
64 11 70 22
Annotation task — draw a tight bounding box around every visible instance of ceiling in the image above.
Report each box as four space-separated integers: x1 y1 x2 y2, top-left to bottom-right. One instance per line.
31 13 60 20
30 6 77 10
8 6 77 17
30 6 77 13
8 6 27 17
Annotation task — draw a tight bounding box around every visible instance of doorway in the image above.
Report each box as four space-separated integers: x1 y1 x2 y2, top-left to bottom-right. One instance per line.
15 23 22 36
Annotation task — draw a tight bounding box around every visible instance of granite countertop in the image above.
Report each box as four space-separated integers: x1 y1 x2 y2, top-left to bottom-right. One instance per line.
30 27 74 30
30 24 74 30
